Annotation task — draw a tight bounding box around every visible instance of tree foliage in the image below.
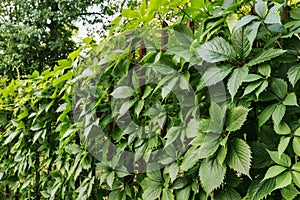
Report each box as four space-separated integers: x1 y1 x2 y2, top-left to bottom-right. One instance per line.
1 0 300 199
0 0 131 78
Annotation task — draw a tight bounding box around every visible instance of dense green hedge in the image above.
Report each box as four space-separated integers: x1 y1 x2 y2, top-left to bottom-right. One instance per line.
1 0 300 199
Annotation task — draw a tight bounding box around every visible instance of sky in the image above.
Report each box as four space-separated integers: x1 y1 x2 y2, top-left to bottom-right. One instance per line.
73 0 131 43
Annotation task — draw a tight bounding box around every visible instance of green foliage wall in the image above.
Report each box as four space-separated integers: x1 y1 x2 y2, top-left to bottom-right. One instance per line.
0 0 300 199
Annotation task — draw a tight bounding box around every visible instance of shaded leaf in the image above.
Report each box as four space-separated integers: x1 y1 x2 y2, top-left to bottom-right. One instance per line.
234 15 259 30
227 66 248 99
271 78 287 99
201 65 233 86
255 0 268 18
272 104 286 125
258 63 271 77
245 48 286 67
215 186 242 200
199 133 220 159
111 86 134 98
264 4 283 24
247 177 276 200
199 158 226 194
281 184 299 200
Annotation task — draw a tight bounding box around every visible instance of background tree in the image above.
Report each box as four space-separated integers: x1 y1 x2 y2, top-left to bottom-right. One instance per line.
0 0 133 78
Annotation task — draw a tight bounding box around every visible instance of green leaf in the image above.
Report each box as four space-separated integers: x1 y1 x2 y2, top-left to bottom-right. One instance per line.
287 64 300 87
281 184 299 200
65 144 82 155
217 145 228 164
291 162 300 172
18 107 28 120
264 4 283 24
234 15 259 30
171 177 189 190
165 127 181 147
142 85 153 99
148 170 163 182
244 74 263 82
258 104 277 127
21 175 33 190
231 28 252 59
161 189 174 200
283 93 298 106
292 171 300 188
106 172 115 188
227 66 248 99
243 81 263 96
227 138 252 177
53 71 73 86
290 7 300 20
166 46 193 62
255 80 268 99
199 158 226 194
226 13 239 33
292 137 300 156
263 165 287 181
255 0 268 18
162 77 179 99
141 179 163 200
278 136 291 157
244 22 261 45
199 133 220 159
108 189 124 200
208 102 226 133
275 172 292 190
271 78 287 99
267 150 291 167
179 76 189 90
191 0 205 8
111 86 134 98
295 128 300 137
258 63 271 77
226 106 249 132
165 162 179 183
56 103 67 113
245 48 286 67
119 100 135 117
201 65 233 86
215 186 242 200
185 118 199 138
274 122 291 135
175 186 191 200
196 37 237 63
135 100 144 117
247 177 276 200
272 104 286 125
4 130 20 145
181 146 201 171
250 142 274 169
